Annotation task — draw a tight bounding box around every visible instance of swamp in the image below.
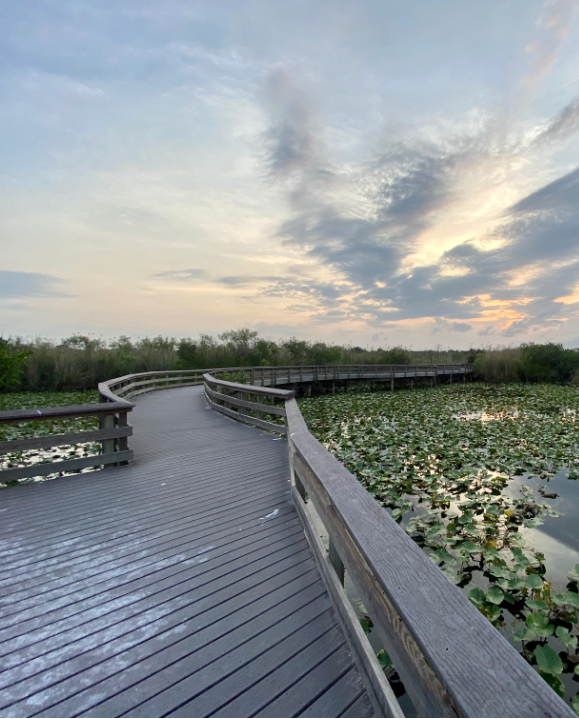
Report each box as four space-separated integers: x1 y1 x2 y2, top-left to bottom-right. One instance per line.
300 382 579 710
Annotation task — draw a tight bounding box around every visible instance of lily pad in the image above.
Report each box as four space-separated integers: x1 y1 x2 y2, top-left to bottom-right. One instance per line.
486 588 505 605
534 645 563 675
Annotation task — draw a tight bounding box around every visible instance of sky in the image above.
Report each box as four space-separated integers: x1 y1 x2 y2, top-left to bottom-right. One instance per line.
2 0 579 349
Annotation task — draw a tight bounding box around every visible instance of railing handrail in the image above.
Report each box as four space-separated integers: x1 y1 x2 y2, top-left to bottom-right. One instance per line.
0 401 133 424
202 373 295 398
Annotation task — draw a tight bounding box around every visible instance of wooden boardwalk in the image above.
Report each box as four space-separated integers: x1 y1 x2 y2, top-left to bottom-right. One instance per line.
0 387 373 718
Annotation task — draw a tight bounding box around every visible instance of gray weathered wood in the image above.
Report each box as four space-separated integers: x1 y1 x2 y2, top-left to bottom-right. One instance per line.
328 536 345 586
204 392 287 435
0 450 133 482
204 385 287 417
203 373 294 398
100 413 116 455
291 485 403 718
0 426 132 453
0 402 133 424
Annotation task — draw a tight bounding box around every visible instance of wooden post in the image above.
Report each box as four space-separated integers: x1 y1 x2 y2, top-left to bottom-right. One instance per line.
100 412 116 465
390 378 394 392
295 472 306 502
329 536 345 586
256 394 263 421
117 411 130 465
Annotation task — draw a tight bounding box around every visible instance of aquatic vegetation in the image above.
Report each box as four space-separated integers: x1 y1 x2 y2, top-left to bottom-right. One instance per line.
0 390 100 486
300 383 579 708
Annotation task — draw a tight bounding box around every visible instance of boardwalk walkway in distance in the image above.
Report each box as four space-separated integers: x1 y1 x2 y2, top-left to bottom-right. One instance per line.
0 386 374 718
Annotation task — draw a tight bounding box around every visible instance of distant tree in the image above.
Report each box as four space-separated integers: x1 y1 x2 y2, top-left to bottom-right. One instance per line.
61 334 104 351
0 339 31 390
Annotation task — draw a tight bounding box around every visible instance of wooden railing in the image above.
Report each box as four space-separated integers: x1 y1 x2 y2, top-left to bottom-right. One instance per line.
99 363 473 402
203 374 293 435
201 371 571 719
0 364 471 491
0 401 133 483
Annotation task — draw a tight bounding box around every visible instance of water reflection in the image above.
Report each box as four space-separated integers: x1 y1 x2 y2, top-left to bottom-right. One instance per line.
507 470 579 590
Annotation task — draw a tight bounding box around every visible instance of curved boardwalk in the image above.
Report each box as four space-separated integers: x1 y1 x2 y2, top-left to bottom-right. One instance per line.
0 387 373 718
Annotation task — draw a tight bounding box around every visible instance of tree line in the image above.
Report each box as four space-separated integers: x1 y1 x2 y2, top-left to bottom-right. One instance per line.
1 330 578 392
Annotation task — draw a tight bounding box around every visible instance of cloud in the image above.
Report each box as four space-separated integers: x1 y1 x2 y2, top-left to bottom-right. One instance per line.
521 0 577 95
152 268 206 281
450 322 473 333
257 71 579 338
0 271 71 298
534 95 579 145
263 69 320 178
508 165 579 215
215 275 282 286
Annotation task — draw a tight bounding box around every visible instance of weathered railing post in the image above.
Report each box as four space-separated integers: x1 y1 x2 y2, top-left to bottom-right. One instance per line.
117 409 130 464
329 537 345 586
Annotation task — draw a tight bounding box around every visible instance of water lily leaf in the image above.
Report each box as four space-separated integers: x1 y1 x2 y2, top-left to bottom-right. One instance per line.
526 599 549 613
572 693 579 716
556 626 578 649
539 671 565 699
461 540 481 553
508 577 527 590
376 649 392 670
525 574 544 590
430 548 454 564
535 644 564 675
469 588 486 606
486 588 504 605
425 522 445 538
513 627 537 642
527 613 550 629
359 616 372 635
569 564 579 578
566 592 579 608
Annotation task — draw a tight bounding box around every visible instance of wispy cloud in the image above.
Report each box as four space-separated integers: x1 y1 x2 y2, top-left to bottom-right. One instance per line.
152 269 206 281
0 271 72 299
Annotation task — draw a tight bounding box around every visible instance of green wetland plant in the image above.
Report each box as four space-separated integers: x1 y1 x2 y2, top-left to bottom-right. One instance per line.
299 383 579 710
